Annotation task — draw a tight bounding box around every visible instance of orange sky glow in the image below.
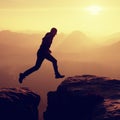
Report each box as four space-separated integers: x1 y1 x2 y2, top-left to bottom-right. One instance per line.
0 0 120 37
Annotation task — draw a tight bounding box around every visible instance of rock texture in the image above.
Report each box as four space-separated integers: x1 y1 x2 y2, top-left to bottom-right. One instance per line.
0 87 40 120
44 75 120 120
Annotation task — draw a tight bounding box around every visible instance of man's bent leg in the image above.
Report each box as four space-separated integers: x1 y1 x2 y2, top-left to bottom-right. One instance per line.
45 53 65 78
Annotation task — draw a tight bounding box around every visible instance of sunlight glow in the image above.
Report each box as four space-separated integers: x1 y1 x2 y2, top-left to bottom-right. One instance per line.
85 5 102 15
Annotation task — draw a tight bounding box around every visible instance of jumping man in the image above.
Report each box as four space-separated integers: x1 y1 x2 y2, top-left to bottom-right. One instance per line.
19 28 65 84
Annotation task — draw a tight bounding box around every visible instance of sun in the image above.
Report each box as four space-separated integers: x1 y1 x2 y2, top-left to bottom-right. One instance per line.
85 5 102 15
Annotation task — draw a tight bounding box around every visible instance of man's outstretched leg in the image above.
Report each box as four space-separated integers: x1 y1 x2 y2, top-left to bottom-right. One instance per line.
19 56 44 83
45 53 65 79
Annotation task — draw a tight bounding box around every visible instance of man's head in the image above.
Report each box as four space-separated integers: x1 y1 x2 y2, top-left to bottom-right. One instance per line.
50 27 57 36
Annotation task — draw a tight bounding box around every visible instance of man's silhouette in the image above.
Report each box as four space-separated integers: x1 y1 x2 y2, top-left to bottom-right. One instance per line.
19 28 65 84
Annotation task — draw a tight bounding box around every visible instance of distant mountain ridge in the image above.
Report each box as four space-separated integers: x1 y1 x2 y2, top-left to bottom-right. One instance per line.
0 30 41 46
55 31 94 53
0 30 120 55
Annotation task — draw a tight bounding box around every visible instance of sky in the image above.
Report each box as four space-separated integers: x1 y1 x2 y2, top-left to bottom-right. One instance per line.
0 0 120 37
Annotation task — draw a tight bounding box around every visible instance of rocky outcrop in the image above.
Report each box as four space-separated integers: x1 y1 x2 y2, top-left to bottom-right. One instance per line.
0 87 40 120
44 75 120 120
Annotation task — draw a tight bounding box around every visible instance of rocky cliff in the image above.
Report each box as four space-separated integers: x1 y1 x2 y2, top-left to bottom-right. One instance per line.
0 87 40 120
44 75 120 120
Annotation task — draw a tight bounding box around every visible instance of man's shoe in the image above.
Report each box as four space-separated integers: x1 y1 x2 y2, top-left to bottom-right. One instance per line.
55 74 65 79
19 73 25 84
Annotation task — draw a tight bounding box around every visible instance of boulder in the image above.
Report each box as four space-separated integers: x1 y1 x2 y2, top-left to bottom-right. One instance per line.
44 75 120 120
0 87 40 120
